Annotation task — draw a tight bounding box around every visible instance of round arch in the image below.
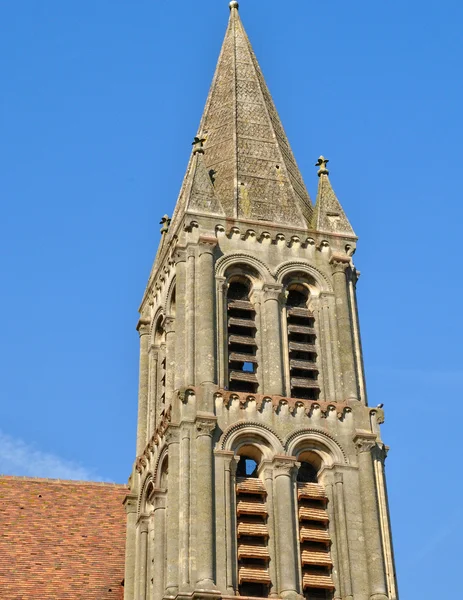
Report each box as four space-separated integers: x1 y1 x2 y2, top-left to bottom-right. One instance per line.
275 260 332 293
215 253 274 285
219 421 284 459
285 428 348 466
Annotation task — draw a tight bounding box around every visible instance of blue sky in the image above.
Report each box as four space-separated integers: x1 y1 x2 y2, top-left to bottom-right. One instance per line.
1 1 462 597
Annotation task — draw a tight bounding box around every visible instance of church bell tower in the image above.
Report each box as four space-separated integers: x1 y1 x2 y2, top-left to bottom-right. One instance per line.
124 3 398 600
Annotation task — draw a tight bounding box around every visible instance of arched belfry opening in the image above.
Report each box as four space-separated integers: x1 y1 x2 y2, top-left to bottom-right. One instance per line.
285 282 320 400
128 5 399 600
235 447 270 598
227 278 258 393
296 457 334 599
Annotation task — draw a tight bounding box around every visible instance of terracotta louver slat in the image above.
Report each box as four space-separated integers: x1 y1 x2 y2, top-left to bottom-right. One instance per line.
299 506 329 522
237 522 269 538
239 566 271 584
302 573 335 590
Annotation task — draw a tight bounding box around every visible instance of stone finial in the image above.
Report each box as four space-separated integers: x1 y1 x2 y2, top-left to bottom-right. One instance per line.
192 136 206 155
316 156 330 177
160 214 171 235
229 1 239 10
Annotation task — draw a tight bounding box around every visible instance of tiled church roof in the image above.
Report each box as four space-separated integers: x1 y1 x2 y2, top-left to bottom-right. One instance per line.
0 476 128 600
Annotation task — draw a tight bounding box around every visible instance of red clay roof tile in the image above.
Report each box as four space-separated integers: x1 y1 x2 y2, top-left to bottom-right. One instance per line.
0 476 128 600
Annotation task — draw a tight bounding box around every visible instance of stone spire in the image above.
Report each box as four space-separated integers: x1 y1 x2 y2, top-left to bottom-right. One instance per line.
171 3 312 231
312 156 355 236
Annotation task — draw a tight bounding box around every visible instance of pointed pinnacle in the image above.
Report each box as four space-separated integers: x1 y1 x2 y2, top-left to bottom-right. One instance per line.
316 156 329 177
229 1 239 10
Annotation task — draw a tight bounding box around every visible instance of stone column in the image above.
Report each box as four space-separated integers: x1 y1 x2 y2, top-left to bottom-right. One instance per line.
164 317 176 408
354 434 388 600
186 247 197 387
373 445 398 600
148 511 155 600
196 238 217 395
195 416 218 591
148 347 159 440
123 495 138 600
138 519 149 600
174 248 187 391
330 258 358 401
152 490 167 600
349 268 368 404
333 472 353 600
136 318 151 455
324 477 341 600
214 450 236 593
165 426 180 597
262 464 278 597
272 457 300 600
262 284 285 396
179 425 192 591
216 276 227 389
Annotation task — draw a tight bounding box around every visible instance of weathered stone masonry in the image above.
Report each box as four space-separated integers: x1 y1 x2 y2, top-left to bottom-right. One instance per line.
125 4 398 600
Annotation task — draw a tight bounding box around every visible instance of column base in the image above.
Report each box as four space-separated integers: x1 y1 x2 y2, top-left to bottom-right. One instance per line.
193 587 221 600
370 595 389 600
194 579 219 593
280 591 303 600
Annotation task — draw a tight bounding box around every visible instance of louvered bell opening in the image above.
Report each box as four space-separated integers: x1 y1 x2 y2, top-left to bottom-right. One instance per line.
286 290 320 401
297 463 334 600
236 458 270 597
228 283 258 393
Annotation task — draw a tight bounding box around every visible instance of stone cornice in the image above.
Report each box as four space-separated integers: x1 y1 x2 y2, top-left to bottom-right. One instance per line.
216 390 351 420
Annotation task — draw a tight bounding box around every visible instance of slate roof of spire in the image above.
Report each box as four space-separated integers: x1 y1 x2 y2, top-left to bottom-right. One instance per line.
171 3 313 231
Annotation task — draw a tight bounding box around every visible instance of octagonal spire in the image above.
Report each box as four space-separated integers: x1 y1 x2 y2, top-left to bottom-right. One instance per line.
171 5 313 230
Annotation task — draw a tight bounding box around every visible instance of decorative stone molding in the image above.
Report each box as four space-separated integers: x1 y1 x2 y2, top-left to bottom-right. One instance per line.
272 455 298 477
284 427 349 465
216 390 351 420
219 420 284 453
198 235 218 255
329 253 352 274
123 494 138 515
165 424 181 445
173 247 187 264
274 259 332 292
215 251 273 282
263 283 284 303
137 317 151 337
164 316 175 334
370 407 385 425
195 415 217 437
353 432 378 454
334 472 344 484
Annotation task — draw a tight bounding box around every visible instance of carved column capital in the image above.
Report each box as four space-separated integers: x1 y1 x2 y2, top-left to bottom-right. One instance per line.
123 494 138 515
198 235 218 256
263 283 284 303
272 455 298 478
137 317 151 337
195 414 217 437
330 253 351 274
353 431 377 454
334 471 344 485
164 425 180 445
173 246 188 264
164 316 175 334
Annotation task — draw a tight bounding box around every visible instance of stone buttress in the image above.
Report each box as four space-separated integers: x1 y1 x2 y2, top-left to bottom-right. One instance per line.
124 4 399 600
